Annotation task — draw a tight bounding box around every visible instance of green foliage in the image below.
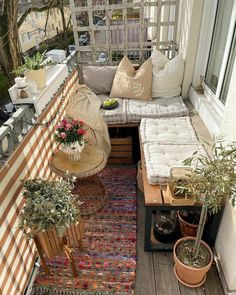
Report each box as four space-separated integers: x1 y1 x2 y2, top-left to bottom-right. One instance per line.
14 51 50 76
183 142 236 213
18 178 79 238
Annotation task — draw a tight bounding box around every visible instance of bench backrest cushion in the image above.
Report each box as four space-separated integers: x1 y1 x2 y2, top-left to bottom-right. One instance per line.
151 49 184 98
110 56 152 100
82 65 118 94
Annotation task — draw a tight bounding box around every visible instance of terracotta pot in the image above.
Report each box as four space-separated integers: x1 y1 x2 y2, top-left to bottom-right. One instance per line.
178 210 208 237
173 237 213 287
177 210 199 237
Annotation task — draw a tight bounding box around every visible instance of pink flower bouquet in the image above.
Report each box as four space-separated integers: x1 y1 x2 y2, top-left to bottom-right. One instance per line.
54 118 86 146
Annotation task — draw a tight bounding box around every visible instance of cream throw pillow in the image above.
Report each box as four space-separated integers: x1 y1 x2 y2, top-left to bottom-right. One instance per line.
110 56 152 100
151 49 184 98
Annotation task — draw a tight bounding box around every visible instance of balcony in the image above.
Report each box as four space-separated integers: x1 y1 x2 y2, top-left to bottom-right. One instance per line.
1 1 236 295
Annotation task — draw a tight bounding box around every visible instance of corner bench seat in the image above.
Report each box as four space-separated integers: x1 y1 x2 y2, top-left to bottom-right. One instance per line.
98 94 189 125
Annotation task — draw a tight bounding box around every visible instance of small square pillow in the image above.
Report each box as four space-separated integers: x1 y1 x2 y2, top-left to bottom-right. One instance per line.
82 65 117 94
110 56 152 100
151 49 184 98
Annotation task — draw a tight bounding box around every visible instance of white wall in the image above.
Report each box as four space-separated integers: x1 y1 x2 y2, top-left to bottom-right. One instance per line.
215 55 236 292
177 0 204 98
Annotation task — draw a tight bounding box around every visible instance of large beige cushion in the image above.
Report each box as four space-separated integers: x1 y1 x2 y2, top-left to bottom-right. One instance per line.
151 49 184 98
82 65 117 94
110 56 152 100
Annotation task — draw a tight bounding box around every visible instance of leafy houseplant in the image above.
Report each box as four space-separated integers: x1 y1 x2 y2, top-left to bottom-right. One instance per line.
19 178 79 237
19 178 84 261
16 51 50 88
54 117 86 161
173 142 236 287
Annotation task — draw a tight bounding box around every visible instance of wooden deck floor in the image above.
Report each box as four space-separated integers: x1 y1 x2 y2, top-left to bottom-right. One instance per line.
135 190 225 295
135 100 224 295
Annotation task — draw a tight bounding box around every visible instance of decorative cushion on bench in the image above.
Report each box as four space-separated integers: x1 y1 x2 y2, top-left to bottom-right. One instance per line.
98 94 127 124
82 66 118 94
140 117 198 144
143 142 206 184
126 96 189 123
110 56 152 100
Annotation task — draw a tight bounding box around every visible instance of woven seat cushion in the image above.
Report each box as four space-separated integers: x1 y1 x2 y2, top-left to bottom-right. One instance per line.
143 142 206 184
140 117 198 144
98 94 127 124
126 96 189 123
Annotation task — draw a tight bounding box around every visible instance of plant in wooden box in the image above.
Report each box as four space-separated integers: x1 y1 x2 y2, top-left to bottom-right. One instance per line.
54 117 86 161
168 167 194 205
18 178 84 276
173 143 236 287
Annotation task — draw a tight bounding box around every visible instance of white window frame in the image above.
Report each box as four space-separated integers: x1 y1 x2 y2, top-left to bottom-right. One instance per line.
195 0 236 117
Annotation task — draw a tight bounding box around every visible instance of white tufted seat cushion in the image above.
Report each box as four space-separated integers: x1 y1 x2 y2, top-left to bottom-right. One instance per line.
143 142 206 184
126 96 189 123
140 117 198 144
98 94 127 124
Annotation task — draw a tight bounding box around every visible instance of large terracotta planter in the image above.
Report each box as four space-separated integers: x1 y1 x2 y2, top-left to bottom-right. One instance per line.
35 219 84 259
173 237 213 287
26 68 46 89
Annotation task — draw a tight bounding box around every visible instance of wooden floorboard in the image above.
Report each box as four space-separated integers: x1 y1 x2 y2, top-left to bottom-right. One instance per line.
153 253 180 295
135 189 156 295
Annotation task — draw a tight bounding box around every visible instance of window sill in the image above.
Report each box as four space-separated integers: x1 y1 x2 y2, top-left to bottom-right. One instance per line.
188 86 222 138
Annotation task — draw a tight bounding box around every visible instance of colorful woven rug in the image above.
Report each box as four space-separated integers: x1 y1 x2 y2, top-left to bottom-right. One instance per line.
31 165 137 295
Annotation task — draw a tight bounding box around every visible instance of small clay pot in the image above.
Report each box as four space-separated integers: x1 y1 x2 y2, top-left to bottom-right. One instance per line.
173 237 213 287
178 210 200 237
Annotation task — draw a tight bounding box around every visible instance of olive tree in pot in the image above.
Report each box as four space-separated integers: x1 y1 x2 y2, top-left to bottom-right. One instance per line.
173 143 236 288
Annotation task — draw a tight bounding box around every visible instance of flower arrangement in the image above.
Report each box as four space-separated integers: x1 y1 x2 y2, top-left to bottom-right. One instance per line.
54 117 86 146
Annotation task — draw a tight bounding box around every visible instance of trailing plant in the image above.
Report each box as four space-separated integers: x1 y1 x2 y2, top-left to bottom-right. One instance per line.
182 142 236 262
18 178 79 238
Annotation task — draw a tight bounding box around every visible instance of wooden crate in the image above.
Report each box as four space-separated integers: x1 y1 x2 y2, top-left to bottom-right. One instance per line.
167 185 195 206
108 136 133 164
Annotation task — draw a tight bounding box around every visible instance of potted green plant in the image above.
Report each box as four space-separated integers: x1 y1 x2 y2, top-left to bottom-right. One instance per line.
168 167 195 205
16 51 50 88
18 178 84 259
173 142 236 287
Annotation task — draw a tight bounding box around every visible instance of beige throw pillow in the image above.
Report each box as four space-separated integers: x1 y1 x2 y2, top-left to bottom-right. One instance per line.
151 49 184 98
110 56 152 100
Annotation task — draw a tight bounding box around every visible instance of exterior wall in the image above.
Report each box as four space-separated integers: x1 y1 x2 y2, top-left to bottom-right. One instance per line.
215 54 236 292
177 0 204 98
19 8 71 53
0 69 78 295
189 1 236 290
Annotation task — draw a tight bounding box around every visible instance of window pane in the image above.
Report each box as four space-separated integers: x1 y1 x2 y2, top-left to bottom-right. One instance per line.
205 0 234 92
220 28 236 104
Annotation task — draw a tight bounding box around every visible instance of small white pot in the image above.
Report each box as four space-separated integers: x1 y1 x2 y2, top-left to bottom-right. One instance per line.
61 141 85 161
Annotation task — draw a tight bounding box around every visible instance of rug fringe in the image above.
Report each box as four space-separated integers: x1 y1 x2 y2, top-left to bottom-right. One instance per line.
31 286 131 295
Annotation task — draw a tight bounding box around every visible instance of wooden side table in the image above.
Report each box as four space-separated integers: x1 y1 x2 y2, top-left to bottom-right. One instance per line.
51 144 108 215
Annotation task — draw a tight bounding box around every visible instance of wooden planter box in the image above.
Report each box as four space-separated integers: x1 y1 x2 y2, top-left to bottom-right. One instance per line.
35 219 84 259
167 185 195 206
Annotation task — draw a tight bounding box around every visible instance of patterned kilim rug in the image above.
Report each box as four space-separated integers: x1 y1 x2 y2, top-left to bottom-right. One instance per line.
31 165 137 295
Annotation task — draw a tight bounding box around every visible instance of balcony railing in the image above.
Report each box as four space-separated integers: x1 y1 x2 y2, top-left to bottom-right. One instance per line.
0 51 77 168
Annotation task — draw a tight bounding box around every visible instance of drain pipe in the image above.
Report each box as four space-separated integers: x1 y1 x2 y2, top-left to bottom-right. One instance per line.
23 257 41 295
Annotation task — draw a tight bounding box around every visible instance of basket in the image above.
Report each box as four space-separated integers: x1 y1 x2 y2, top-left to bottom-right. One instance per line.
137 160 144 192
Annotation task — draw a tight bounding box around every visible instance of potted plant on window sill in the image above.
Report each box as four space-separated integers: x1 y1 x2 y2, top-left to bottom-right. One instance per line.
18 177 84 274
173 142 236 288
